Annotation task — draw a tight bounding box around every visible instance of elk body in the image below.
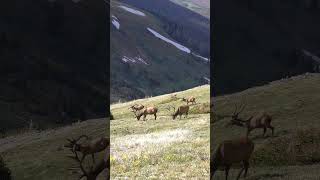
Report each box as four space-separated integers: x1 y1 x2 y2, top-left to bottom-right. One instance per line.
67 136 110 180
129 104 144 112
172 105 189 120
182 96 196 105
230 103 274 137
211 137 254 180
67 135 109 164
133 106 158 121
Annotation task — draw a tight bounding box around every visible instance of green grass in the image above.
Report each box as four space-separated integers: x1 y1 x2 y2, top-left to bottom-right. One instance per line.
111 85 210 179
212 73 320 179
0 119 108 180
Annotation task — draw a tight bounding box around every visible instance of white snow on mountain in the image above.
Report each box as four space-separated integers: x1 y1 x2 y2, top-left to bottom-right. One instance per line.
111 15 120 29
192 53 210 62
122 56 148 65
119 5 146 16
147 27 191 54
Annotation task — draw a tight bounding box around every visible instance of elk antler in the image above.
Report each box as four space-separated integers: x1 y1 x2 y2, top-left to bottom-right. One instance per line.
233 100 247 117
67 138 109 180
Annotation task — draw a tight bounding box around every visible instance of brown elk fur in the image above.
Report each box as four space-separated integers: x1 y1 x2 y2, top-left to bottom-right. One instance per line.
182 96 196 105
67 135 109 164
228 102 274 137
68 138 110 180
211 137 254 180
232 112 274 137
129 104 144 111
172 105 189 120
134 106 158 121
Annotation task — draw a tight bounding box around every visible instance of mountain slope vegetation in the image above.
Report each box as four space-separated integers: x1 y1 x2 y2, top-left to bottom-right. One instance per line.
212 73 320 179
110 0 210 103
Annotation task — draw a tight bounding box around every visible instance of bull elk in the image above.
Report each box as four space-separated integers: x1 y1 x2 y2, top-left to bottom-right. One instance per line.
182 96 196 105
129 104 144 112
167 105 189 120
66 135 109 164
211 137 254 180
230 102 274 137
132 106 158 121
67 138 110 180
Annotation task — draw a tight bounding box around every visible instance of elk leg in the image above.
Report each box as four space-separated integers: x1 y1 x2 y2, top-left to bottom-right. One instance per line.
225 165 230 180
81 154 86 163
269 126 274 136
92 153 95 164
243 160 249 177
144 114 147 121
236 167 245 180
263 127 267 137
154 114 157 120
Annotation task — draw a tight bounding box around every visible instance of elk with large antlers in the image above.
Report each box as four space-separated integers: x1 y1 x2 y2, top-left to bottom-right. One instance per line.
182 96 196 105
129 104 144 112
132 106 158 121
66 135 109 164
211 137 255 180
68 137 110 180
167 105 189 120
229 102 274 137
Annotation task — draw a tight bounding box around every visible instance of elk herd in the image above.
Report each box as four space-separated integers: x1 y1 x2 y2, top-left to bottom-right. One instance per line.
129 96 197 121
211 101 275 180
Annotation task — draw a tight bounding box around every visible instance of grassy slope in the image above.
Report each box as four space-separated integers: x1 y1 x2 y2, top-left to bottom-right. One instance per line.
111 85 210 179
212 73 320 179
110 1 209 102
0 118 108 180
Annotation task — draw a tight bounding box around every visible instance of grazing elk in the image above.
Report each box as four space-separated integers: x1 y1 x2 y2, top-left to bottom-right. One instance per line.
68 138 110 180
211 137 254 180
167 105 189 120
182 96 196 105
230 102 274 137
132 106 158 121
129 104 144 112
66 135 109 164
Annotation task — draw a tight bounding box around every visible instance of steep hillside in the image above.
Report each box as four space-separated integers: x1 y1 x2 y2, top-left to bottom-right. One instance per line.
110 1 210 103
212 73 320 179
213 0 320 95
0 0 107 131
111 85 210 178
170 0 210 18
0 86 209 179
0 118 108 180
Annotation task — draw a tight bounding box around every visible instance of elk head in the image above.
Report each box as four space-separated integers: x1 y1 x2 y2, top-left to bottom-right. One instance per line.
66 135 89 151
132 109 144 120
165 105 176 119
230 102 247 126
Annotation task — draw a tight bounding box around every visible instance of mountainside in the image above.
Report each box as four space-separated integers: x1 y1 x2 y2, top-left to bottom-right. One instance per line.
111 85 210 178
110 0 210 103
0 0 107 131
213 73 320 179
213 0 320 95
169 0 210 19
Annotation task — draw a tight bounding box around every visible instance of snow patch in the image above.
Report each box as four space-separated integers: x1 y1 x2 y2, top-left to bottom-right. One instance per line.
112 19 120 30
111 15 120 30
203 77 210 83
192 53 210 62
121 56 148 65
119 5 146 16
147 27 191 53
